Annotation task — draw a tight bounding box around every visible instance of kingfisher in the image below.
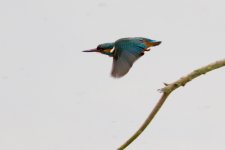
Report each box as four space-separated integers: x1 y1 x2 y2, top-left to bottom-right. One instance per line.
83 37 161 78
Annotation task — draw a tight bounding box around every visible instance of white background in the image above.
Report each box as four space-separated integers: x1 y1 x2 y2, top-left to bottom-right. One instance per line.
0 0 225 149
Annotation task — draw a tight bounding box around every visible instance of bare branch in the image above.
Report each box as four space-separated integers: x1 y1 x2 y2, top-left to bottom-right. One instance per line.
118 58 225 150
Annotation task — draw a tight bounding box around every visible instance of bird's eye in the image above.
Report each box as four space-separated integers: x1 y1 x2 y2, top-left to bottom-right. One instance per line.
139 39 144 42
97 46 103 50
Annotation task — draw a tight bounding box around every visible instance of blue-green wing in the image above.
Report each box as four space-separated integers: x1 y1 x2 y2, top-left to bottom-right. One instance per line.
111 38 146 78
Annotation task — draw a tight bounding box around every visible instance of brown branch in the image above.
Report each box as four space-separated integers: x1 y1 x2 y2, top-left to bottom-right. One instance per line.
118 58 225 150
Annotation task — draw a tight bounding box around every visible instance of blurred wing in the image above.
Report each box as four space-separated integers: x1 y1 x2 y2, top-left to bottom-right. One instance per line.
111 50 143 78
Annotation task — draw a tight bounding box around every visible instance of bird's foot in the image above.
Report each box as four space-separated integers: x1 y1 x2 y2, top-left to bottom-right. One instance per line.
140 52 145 56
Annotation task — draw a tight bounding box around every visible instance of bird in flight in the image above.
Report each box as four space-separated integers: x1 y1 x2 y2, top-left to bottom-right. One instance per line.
83 37 161 78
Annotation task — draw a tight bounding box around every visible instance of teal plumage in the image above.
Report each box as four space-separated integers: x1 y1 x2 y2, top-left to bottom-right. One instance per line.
83 37 161 78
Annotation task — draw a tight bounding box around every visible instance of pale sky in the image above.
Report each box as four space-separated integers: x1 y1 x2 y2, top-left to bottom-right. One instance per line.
0 0 225 150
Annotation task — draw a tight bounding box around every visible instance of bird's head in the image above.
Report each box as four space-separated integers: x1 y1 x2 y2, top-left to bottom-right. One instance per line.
83 43 115 56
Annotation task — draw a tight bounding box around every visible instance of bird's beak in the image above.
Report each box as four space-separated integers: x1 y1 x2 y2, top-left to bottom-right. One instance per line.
82 48 99 52
151 41 161 46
